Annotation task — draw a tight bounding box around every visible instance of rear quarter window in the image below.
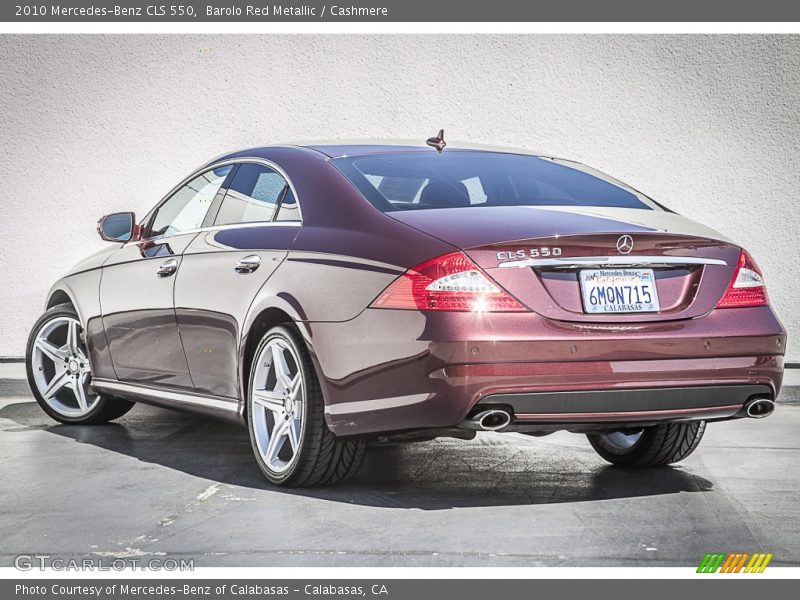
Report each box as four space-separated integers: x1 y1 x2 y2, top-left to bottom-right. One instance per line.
214 163 288 226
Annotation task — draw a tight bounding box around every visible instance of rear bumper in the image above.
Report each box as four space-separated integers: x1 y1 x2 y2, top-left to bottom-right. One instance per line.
477 384 772 425
308 306 786 437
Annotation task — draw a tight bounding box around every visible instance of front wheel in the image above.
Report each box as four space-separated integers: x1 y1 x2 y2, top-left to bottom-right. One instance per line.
246 325 366 487
587 421 706 467
26 303 134 424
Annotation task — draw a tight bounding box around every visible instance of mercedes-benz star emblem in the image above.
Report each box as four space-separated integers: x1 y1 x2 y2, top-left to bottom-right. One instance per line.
616 235 634 254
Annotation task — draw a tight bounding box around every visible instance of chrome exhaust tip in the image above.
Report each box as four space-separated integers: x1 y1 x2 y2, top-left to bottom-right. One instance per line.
462 409 512 431
745 398 776 419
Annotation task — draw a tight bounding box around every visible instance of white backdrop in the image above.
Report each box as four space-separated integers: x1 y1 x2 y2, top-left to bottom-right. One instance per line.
0 34 798 359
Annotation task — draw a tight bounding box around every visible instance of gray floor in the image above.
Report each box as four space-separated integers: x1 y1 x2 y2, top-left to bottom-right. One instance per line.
1 378 799 567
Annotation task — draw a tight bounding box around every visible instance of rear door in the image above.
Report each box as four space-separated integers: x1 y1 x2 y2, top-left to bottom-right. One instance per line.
174 160 301 399
100 165 233 389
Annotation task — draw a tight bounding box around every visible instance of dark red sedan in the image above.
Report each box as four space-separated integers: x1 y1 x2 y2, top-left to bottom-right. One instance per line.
26 138 787 486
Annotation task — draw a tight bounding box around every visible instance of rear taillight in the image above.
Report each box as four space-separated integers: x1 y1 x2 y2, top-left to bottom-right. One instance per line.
716 250 768 308
371 251 527 312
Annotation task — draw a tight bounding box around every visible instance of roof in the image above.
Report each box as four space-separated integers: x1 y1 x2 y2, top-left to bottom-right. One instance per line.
302 144 429 158
212 140 554 165
298 140 552 159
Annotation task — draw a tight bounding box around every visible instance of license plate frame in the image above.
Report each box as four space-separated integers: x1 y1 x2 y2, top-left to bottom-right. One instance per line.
579 268 660 314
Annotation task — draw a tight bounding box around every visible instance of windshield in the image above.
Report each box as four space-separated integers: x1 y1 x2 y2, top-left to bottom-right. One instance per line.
332 151 657 212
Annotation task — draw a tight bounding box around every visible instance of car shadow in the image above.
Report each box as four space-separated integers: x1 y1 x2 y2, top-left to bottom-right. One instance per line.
0 399 714 510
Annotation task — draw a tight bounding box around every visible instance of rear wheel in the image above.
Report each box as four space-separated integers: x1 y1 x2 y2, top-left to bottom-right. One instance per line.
26 304 134 424
246 325 366 487
587 421 706 467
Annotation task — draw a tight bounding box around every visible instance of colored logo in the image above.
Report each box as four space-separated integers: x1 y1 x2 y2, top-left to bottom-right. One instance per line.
697 552 773 573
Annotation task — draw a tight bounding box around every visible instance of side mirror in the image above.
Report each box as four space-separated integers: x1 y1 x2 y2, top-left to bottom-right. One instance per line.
97 212 137 242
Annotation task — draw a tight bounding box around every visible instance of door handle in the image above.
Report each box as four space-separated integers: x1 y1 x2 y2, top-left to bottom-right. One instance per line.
156 259 178 278
235 255 262 274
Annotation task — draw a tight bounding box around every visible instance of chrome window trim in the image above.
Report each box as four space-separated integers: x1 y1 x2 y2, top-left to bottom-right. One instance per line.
140 220 302 241
497 255 728 269
137 156 303 243
91 379 238 412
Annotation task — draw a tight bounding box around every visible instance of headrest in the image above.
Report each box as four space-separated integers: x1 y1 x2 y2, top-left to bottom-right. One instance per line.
418 180 471 208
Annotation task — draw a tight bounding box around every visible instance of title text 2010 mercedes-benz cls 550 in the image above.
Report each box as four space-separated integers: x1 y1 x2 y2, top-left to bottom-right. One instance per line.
26 138 786 486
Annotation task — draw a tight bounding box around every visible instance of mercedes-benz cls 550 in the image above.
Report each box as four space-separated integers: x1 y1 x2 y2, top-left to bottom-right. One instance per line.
26 140 786 486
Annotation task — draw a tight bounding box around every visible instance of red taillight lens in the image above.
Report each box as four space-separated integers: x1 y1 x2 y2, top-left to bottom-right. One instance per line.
371 251 528 312
716 250 768 308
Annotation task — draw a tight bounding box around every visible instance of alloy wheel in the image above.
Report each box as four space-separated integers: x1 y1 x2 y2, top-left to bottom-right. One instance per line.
30 316 98 417
250 337 305 474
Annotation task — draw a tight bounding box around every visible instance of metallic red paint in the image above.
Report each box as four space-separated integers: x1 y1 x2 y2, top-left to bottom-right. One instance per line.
312 305 784 436
38 144 787 442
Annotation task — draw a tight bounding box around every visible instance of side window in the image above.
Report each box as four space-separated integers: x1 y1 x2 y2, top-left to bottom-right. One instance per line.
149 165 232 238
275 187 301 222
214 163 288 226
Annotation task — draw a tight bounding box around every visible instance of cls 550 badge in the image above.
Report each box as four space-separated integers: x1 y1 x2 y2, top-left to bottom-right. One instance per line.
497 247 562 260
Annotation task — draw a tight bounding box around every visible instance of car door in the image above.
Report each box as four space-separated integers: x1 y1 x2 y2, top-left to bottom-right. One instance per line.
100 164 234 390
174 160 301 399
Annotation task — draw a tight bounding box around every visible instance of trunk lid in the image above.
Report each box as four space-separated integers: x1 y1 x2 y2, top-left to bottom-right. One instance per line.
389 206 741 322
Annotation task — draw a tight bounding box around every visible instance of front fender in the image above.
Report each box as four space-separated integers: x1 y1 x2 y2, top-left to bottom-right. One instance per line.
44 271 117 381
45 279 89 325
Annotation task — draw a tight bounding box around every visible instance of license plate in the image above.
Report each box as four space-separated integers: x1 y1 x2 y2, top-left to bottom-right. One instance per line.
579 269 660 314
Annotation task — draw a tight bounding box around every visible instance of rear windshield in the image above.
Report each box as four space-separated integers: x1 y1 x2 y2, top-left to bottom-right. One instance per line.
332 152 656 212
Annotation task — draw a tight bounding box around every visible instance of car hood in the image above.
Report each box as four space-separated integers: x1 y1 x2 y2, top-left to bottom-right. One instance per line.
387 205 732 249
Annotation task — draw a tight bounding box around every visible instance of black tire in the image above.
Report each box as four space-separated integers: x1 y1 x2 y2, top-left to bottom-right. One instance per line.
246 324 366 487
26 303 135 425
587 421 706 467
